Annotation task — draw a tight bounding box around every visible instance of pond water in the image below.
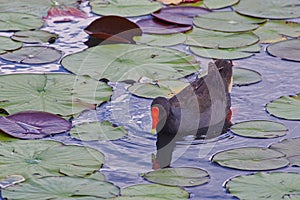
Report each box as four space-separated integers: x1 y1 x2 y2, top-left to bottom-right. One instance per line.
0 3 300 200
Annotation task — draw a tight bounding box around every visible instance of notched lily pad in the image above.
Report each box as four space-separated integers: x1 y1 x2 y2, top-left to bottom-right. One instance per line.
70 121 127 141
211 147 289 170
231 120 287 138
0 36 22 54
141 167 210 187
225 172 300 200
11 30 58 44
233 67 262 86
0 111 72 139
267 39 300 62
0 46 62 64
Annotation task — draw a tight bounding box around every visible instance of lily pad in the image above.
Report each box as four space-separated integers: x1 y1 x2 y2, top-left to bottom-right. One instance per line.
203 0 239 9
266 93 300 120
0 140 104 179
90 0 162 17
121 184 189 199
141 167 210 187
233 67 262 86
0 46 62 65
231 120 287 138
0 175 25 189
225 172 300 200
0 131 17 142
152 6 210 26
234 0 300 19
267 39 300 62
133 33 186 47
186 28 259 48
2 176 119 199
194 11 265 33
270 137 300 166
128 80 189 99
61 44 199 82
0 36 22 54
70 121 127 141
0 12 44 31
11 30 58 44
136 18 192 34
0 74 112 116
211 147 289 170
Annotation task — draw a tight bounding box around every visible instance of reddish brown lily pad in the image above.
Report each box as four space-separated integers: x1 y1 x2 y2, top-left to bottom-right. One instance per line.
84 16 142 44
152 6 210 26
0 111 72 139
136 18 192 34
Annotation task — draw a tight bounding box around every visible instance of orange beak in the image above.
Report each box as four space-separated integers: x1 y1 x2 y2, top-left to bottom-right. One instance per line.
151 107 159 134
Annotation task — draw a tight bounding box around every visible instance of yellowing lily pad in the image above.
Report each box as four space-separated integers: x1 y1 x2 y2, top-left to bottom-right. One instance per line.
211 147 289 170
203 0 239 9
0 36 22 54
11 30 58 44
233 67 262 86
141 167 210 187
225 172 300 200
231 120 287 138
267 39 300 62
133 33 186 47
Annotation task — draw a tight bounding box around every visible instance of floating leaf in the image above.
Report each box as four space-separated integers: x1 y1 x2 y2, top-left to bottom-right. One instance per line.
270 137 300 166
233 67 262 86
141 167 210 186
203 0 239 9
0 12 44 31
61 44 199 82
152 6 210 26
0 111 72 139
234 0 300 19
43 6 88 21
2 176 119 199
231 120 287 139
0 46 62 64
11 30 58 44
0 36 22 54
0 74 112 116
70 121 127 141
128 80 189 99
266 93 300 120
211 147 289 170
0 131 17 142
186 28 259 48
225 172 300 200
121 184 189 199
0 140 104 179
194 11 265 33
0 175 25 189
136 18 192 34
134 33 186 47
267 39 300 62
90 0 162 17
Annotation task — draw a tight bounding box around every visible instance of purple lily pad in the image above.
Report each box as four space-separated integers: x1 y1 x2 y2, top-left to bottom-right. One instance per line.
152 6 210 26
0 111 72 139
136 18 192 34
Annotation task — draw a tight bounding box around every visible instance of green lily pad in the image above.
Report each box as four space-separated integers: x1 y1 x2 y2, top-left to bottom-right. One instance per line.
0 175 25 189
0 140 104 179
2 176 119 199
186 28 259 48
234 0 300 19
0 74 112 116
203 0 239 9
0 12 44 31
11 30 58 44
233 67 262 86
0 36 22 54
128 80 189 99
254 20 300 44
141 167 210 187
61 44 199 82
90 0 162 17
267 39 300 62
0 46 62 64
211 147 289 170
266 93 300 120
225 172 300 200
70 121 127 141
133 33 186 47
0 131 17 142
194 11 265 33
121 184 189 199
231 120 287 138
270 137 300 166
